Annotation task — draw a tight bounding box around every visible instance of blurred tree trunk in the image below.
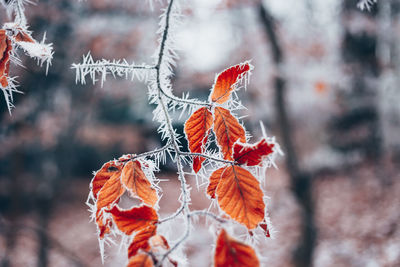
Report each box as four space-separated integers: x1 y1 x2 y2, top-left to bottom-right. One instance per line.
258 3 316 267
329 0 382 158
1 152 23 267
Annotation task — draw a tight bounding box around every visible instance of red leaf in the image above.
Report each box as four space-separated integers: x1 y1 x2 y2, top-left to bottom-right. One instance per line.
127 253 153 267
259 220 271 238
0 30 12 88
184 107 213 172
207 167 225 199
91 161 123 199
233 138 274 166
213 107 246 160
210 62 250 104
109 205 158 235
96 171 125 211
121 160 158 207
128 225 157 258
214 229 259 267
215 165 264 229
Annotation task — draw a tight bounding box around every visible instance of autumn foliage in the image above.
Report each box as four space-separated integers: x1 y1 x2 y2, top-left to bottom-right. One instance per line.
87 59 279 266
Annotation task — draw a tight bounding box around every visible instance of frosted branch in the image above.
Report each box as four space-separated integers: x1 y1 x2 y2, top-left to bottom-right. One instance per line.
72 53 155 86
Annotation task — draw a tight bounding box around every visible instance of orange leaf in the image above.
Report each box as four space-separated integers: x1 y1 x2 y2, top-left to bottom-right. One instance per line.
96 171 125 211
233 139 274 166
216 166 264 229
121 160 158 207
184 107 213 173
207 167 225 199
96 210 112 240
0 30 12 88
109 205 158 235
91 161 123 199
128 225 157 258
127 253 153 267
213 107 246 160
210 63 250 104
214 229 259 267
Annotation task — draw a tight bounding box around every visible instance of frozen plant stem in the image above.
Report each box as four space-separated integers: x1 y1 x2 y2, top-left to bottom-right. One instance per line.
153 0 193 265
14 0 27 25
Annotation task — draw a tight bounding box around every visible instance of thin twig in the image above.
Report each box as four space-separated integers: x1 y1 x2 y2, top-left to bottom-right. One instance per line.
188 210 228 224
153 1 193 265
132 142 172 159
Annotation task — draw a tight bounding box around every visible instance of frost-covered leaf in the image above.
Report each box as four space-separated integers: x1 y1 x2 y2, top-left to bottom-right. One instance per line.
110 205 158 235
121 160 158 207
3 23 53 69
213 107 246 160
127 253 154 267
0 29 12 88
207 167 225 199
149 234 170 251
128 225 157 258
184 107 213 172
96 171 125 211
214 229 259 267
210 62 250 104
233 138 275 166
215 165 264 229
96 210 112 240
91 161 123 199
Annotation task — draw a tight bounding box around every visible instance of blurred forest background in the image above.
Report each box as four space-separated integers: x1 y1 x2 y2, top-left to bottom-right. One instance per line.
0 0 399 266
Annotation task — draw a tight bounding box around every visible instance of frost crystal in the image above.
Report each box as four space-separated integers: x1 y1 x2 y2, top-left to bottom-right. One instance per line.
357 0 377 11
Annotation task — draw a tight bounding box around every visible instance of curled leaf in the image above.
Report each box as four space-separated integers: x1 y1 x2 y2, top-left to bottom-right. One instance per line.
233 138 274 166
210 62 250 104
214 229 259 267
215 165 264 229
121 160 158 207
213 107 246 160
110 205 158 235
184 107 213 172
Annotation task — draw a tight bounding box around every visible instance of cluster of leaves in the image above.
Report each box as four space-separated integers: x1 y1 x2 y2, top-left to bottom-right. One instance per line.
185 62 275 231
0 0 53 113
88 61 279 266
89 154 178 266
